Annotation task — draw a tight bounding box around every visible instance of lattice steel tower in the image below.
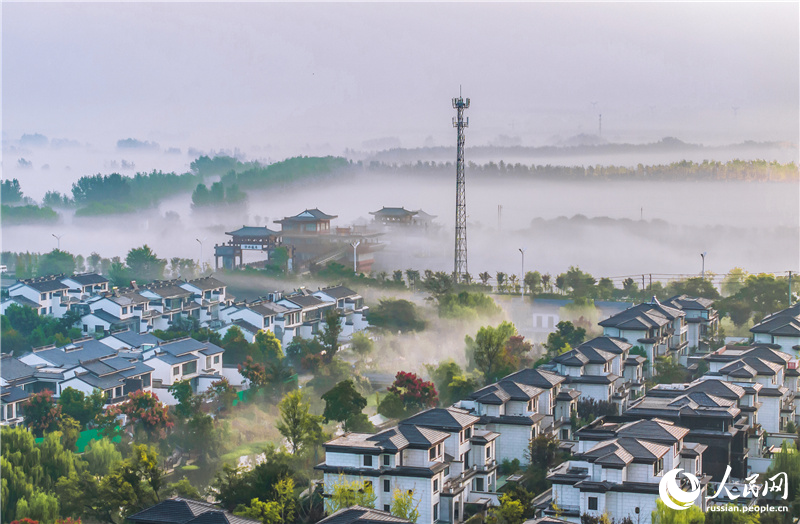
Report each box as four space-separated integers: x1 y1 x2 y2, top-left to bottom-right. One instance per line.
452 92 470 283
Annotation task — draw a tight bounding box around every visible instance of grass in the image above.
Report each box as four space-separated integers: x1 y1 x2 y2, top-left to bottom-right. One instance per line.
219 439 274 465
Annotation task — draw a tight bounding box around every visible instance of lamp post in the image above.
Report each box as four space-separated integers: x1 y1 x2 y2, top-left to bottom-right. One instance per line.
519 248 526 297
196 238 203 271
351 240 361 274
701 252 707 279
51 234 62 250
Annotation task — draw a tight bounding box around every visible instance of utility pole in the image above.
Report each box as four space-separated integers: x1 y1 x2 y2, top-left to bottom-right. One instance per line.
790 271 794 306
649 274 652 293
642 274 646 291
519 248 526 297
453 90 470 283
701 252 707 279
598 114 602 137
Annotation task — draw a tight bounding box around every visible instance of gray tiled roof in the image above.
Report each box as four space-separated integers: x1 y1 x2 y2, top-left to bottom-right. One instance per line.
1 355 37 381
503 368 566 389
225 226 280 238
29 339 117 367
751 304 800 335
1 385 30 403
318 285 359 300
106 330 162 348
64 273 109 286
317 506 412 524
275 208 337 223
399 407 479 431
578 336 632 355
16 275 69 293
127 498 260 524
158 338 207 356
185 276 227 291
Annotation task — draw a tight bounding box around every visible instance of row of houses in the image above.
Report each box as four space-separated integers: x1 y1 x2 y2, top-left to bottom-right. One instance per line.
1 273 370 424
316 299 800 524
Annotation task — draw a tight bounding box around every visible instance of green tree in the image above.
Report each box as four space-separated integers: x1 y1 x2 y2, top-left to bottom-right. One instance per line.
326 475 376 513
58 388 105 429
390 488 420 523
255 330 283 363
38 249 75 277
485 494 525 524
721 268 749 297
466 321 517 383
125 245 166 283
208 378 238 413
422 271 454 296
350 332 375 361
97 444 163 522
162 477 201 500
168 380 201 420
666 277 721 300
651 499 705 524
524 271 543 295
14 490 60 524
235 498 282 524
545 321 586 356
322 380 369 432
427 360 479 406
558 266 597 299
319 310 343 363
368 299 426 332
83 438 122 476
58 415 82 452
276 390 323 455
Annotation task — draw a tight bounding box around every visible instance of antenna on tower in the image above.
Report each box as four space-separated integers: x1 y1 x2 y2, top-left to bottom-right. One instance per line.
599 114 602 137
452 91 470 283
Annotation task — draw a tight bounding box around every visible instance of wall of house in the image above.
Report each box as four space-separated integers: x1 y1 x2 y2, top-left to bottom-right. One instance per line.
605 492 659 524
485 424 532 465
774 336 800 353
760 397 782 433
575 383 613 403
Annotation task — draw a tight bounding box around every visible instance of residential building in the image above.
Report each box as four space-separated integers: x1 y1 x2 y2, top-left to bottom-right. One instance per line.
663 295 719 354
750 303 800 352
7 275 70 317
143 337 224 393
317 506 411 524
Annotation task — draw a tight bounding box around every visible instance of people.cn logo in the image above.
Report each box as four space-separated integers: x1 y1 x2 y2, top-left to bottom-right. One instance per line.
659 468 701 510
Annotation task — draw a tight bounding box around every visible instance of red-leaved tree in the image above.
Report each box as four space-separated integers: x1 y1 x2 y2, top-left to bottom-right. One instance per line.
118 390 173 441
238 356 267 389
24 390 62 436
388 371 438 412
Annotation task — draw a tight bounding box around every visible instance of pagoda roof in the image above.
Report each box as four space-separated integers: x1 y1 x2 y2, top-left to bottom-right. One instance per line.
275 208 337 223
225 226 281 238
369 207 417 217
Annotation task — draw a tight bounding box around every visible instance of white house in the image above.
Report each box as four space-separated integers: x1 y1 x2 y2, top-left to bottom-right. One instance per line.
8 276 70 318
663 295 718 354
143 337 225 393
750 304 800 353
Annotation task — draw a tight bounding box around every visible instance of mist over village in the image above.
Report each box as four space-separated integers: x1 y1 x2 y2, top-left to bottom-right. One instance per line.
1 4 799 524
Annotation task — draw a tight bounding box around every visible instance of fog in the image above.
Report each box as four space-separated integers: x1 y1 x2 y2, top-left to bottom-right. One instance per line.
2 2 798 282
3 165 797 280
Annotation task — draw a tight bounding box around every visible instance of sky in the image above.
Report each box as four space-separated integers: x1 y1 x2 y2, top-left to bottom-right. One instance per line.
2 2 799 158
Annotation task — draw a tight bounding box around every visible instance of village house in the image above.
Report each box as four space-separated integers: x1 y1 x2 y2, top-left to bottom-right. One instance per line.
662 295 719 354
7 275 70 318
317 407 500 524
598 299 687 374
142 337 225 394
750 303 800 353
545 418 709 524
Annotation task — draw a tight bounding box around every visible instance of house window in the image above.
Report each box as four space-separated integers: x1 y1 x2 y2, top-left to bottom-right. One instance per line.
433 503 438 521
430 447 437 460
635 508 640 514
433 479 439 493
173 367 180 376
654 457 664 476
95 325 103 334
182 361 197 375
214 355 220 364
40 293 46 300
465 427 472 439
142 374 151 388
486 446 491 458
444 466 450 476
384 480 391 492
588 497 598 511
83 324 88 332
364 455 373 467
384 505 390 513
383 455 390 466
206 356 212 368
475 478 484 491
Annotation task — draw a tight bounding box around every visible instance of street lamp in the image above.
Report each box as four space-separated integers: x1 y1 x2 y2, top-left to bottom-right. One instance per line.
51 233 62 250
351 240 361 274
519 248 526 296
196 239 203 271
701 252 707 279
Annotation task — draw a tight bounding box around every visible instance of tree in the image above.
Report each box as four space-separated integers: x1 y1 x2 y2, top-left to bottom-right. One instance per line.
350 332 374 361
58 388 105 429
651 357 689 385
58 415 82 452
666 277 721 300
486 494 525 524
368 299 426 332
38 249 75 277
526 434 559 470
208 378 238 412
524 271 543 295
377 392 407 419
479 272 491 286
14 490 59 524
83 438 122 476
651 499 705 524
255 330 283 363
2 178 24 203
168 380 201 420
467 321 517 383
117 390 173 441
96 443 163 522
162 477 201 500
326 474 376 513
721 268 749 297
276 390 323 455
319 310 343 363
558 266 597 299
427 360 479 406
422 271 454 296
125 245 166 283
239 356 268 390
387 372 438 414
235 498 282 524
545 321 586 356
24 390 62 437
390 488 420 523
322 380 369 432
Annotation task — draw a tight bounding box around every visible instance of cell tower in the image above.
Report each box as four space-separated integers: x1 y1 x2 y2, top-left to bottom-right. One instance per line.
453 91 470 283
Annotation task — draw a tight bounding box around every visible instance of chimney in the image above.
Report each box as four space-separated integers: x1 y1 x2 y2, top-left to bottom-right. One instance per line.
131 280 138 290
